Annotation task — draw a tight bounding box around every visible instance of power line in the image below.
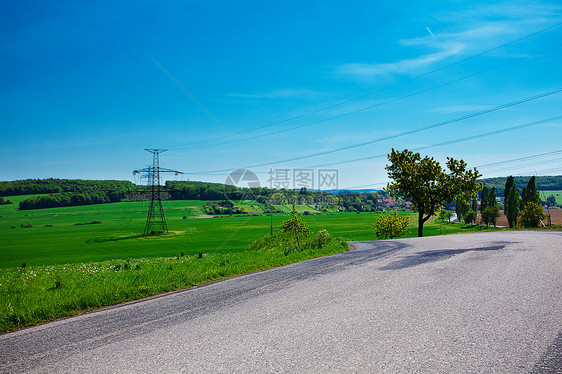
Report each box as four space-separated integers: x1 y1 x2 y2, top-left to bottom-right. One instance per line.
477 149 562 169
167 21 562 150
333 152 562 190
477 157 562 175
171 42 562 152
183 88 562 174
145 52 255 161
307 115 562 169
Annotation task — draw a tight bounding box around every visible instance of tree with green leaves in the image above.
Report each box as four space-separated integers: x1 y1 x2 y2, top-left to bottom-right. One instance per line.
482 205 500 226
372 211 410 239
504 176 520 228
464 210 477 225
519 201 546 228
439 209 452 222
280 203 310 247
546 195 557 207
455 198 470 221
471 198 478 212
385 149 481 237
480 186 489 213
488 187 497 207
521 176 540 208
481 187 499 226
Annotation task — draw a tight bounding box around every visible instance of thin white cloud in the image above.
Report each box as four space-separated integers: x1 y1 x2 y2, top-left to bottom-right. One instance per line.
337 42 465 78
337 1 561 80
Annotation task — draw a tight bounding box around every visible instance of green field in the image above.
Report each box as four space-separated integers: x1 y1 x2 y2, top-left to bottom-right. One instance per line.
0 195 492 332
0 196 474 268
540 190 562 204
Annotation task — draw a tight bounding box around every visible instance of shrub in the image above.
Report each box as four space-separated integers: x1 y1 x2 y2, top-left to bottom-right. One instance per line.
248 229 332 253
519 202 546 228
21 222 32 228
482 205 500 226
280 216 310 235
372 211 409 239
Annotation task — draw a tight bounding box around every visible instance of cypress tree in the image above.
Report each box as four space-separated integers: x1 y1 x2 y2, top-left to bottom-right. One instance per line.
480 186 489 212
455 198 469 220
505 179 520 228
504 176 514 201
471 198 478 212
489 187 497 207
504 176 515 227
520 186 528 210
525 176 540 205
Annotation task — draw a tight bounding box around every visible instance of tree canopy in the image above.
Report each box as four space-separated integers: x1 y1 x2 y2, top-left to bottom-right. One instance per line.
385 149 481 237
504 176 520 228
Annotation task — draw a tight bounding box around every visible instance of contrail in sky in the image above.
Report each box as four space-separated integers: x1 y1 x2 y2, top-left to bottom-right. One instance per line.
426 27 436 39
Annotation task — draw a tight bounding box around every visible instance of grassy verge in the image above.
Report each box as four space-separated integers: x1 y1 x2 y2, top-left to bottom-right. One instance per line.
0 237 348 333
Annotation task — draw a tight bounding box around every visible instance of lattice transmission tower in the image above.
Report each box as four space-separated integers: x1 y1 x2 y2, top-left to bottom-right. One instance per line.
134 149 183 235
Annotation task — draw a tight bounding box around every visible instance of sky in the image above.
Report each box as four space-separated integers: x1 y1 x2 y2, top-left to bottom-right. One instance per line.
1 0 561 190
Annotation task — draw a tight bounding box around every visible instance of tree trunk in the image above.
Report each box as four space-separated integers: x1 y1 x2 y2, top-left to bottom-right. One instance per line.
418 210 424 237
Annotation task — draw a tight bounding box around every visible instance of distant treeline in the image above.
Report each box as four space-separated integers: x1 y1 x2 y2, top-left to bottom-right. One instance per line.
166 181 238 201
0 179 135 197
0 179 134 210
480 175 562 196
19 191 128 210
4 178 396 211
166 181 343 205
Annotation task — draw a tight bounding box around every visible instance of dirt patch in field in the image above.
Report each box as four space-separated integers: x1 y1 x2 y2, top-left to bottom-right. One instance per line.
193 214 214 219
494 209 562 227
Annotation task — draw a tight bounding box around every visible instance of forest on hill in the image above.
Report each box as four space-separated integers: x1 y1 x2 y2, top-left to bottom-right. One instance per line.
0 179 134 197
8 175 561 211
0 179 134 210
2 178 391 212
480 175 562 196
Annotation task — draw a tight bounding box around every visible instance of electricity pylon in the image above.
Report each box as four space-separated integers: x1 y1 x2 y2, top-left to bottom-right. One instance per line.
133 149 182 235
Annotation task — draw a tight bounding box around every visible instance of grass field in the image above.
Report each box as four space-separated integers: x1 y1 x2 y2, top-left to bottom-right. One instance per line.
0 195 495 332
540 190 562 204
0 196 481 268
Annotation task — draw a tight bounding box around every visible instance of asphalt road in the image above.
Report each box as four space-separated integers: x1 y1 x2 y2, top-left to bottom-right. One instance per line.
1 230 561 373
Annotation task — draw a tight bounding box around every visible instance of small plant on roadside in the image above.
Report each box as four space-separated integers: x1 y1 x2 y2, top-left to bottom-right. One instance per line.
280 216 310 235
372 211 410 239
518 202 546 228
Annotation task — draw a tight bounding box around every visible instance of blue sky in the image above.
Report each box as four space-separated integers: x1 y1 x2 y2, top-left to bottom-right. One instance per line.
1 0 561 189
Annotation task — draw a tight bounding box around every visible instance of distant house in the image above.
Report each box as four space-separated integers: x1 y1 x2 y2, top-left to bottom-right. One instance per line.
377 198 396 207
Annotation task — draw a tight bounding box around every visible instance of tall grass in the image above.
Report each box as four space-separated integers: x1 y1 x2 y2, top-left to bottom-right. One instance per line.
0 237 348 333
